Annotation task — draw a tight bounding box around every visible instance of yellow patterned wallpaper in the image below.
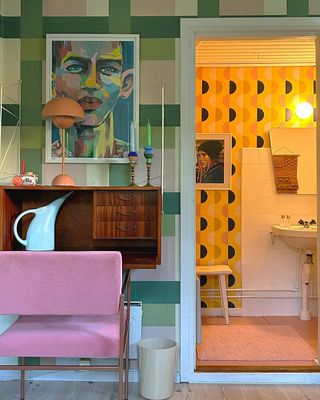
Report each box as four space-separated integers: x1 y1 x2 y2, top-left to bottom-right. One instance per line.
196 66 316 309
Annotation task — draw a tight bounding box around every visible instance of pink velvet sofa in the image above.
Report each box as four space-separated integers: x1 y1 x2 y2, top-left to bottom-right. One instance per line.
0 251 131 400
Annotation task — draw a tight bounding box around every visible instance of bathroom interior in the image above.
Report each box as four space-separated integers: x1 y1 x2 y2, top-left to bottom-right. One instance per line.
195 37 318 371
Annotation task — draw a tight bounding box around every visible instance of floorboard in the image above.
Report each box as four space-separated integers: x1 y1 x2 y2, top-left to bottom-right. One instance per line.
1 381 320 400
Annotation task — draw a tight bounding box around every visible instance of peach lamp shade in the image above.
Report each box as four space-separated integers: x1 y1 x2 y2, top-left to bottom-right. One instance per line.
42 96 85 186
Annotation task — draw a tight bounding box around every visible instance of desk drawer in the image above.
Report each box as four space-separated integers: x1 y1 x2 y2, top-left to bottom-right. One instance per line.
95 205 157 222
94 221 157 239
95 191 157 206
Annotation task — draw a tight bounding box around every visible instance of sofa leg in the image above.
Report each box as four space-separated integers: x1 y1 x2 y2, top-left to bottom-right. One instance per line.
20 369 25 400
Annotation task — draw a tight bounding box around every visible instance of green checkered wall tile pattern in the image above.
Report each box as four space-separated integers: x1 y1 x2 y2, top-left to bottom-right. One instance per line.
0 0 318 333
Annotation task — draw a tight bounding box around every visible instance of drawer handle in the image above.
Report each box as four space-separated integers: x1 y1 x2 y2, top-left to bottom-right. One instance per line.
117 225 137 232
119 194 136 202
116 210 137 216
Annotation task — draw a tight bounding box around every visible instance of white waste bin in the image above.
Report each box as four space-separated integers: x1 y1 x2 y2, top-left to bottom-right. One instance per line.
138 337 178 400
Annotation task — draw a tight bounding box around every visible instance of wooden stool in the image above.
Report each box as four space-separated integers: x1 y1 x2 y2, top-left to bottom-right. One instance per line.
196 265 232 343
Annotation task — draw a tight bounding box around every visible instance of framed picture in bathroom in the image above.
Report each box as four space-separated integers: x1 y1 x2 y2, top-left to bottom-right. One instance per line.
44 33 139 164
195 133 231 190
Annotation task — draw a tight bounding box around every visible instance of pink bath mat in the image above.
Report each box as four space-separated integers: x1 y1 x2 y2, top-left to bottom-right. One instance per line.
197 325 316 361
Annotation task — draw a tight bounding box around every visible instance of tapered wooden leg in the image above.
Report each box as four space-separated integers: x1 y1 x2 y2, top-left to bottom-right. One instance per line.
219 274 229 324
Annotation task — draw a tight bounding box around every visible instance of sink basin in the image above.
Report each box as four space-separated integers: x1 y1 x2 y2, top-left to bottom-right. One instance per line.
272 224 317 251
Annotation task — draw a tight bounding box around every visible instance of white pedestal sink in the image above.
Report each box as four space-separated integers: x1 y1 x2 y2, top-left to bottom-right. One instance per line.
271 224 316 253
271 224 317 320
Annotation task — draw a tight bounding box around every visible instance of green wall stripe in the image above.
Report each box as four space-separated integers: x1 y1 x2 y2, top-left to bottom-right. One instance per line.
20 126 45 149
21 38 45 61
131 17 180 38
2 104 20 126
20 149 42 182
139 126 175 149
23 357 40 365
142 304 175 326
109 0 131 33
131 281 180 304
162 214 175 237
163 192 180 214
2 17 20 38
198 0 220 17
140 105 180 127
109 164 130 186
43 17 109 35
0 16 2 37
287 0 309 16
21 0 42 38
21 61 42 126
140 38 175 60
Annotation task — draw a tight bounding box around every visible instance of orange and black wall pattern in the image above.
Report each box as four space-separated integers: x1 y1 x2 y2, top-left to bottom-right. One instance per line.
195 66 316 309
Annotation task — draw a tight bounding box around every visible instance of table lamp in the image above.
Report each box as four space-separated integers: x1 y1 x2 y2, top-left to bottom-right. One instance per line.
42 96 85 186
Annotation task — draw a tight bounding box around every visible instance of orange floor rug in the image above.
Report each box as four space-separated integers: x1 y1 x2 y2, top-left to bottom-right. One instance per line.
197 325 316 361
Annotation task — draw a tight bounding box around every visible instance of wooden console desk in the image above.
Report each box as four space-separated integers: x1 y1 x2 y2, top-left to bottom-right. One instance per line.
0 186 162 269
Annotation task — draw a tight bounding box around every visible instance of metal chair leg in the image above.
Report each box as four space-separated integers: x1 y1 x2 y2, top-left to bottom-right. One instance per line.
118 358 123 400
20 368 25 400
125 338 129 399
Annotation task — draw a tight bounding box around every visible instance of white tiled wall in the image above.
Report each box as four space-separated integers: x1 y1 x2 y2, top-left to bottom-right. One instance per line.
241 147 317 316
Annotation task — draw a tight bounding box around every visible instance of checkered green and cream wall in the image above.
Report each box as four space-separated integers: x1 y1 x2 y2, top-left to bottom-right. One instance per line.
0 0 319 366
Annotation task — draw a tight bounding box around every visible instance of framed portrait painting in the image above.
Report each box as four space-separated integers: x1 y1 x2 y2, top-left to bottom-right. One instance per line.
196 133 231 189
45 34 139 163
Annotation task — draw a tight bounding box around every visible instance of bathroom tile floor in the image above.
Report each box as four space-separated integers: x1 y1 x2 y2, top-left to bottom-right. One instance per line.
196 316 319 371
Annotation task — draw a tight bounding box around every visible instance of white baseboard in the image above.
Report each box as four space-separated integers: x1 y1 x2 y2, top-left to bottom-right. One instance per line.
0 369 181 383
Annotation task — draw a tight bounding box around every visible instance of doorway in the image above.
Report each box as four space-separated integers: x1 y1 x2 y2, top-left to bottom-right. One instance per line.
180 17 320 383
195 37 317 371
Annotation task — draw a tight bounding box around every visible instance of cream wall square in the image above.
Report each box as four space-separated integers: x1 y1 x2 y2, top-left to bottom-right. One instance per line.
131 0 175 16
0 126 20 184
175 0 197 15
140 60 176 104
132 237 177 281
43 0 87 16
0 38 3 84
241 147 317 316
134 148 176 191
264 0 286 15
220 0 264 15
86 0 109 16
2 39 21 103
309 0 320 15
1 0 20 16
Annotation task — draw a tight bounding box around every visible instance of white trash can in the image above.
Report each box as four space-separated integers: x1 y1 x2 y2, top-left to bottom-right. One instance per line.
138 337 178 400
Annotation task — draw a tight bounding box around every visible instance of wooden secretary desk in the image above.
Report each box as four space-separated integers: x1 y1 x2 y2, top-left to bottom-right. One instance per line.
0 185 162 269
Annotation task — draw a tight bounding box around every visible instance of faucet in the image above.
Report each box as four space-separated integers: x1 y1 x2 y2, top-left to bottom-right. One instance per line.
298 219 316 228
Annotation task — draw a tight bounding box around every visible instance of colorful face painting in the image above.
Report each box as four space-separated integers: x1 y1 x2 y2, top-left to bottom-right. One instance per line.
47 35 138 161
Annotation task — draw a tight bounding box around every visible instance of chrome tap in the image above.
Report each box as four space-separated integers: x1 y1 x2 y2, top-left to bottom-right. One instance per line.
298 219 316 228
298 219 309 228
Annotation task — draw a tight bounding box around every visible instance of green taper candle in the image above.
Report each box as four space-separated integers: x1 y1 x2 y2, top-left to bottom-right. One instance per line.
146 120 152 147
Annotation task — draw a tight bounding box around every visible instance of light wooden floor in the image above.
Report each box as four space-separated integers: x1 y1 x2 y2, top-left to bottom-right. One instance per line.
1 381 320 400
197 316 318 370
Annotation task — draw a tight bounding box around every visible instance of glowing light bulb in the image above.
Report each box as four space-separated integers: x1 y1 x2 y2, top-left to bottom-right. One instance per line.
295 102 313 119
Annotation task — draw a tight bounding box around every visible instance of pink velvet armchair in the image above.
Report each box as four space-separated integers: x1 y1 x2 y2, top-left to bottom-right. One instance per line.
0 251 131 400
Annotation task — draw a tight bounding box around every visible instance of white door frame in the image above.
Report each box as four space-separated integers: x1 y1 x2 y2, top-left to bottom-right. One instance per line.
180 17 320 383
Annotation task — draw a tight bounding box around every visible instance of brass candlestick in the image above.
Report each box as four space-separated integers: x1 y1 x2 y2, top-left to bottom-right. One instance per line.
128 151 138 186
144 146 153 186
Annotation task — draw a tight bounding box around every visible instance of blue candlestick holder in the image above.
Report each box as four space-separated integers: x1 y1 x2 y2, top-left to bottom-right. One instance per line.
128 151 138 186
144 146 153 186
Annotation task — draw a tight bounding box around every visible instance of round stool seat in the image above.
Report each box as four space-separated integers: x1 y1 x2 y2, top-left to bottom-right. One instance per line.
196 265 232 276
